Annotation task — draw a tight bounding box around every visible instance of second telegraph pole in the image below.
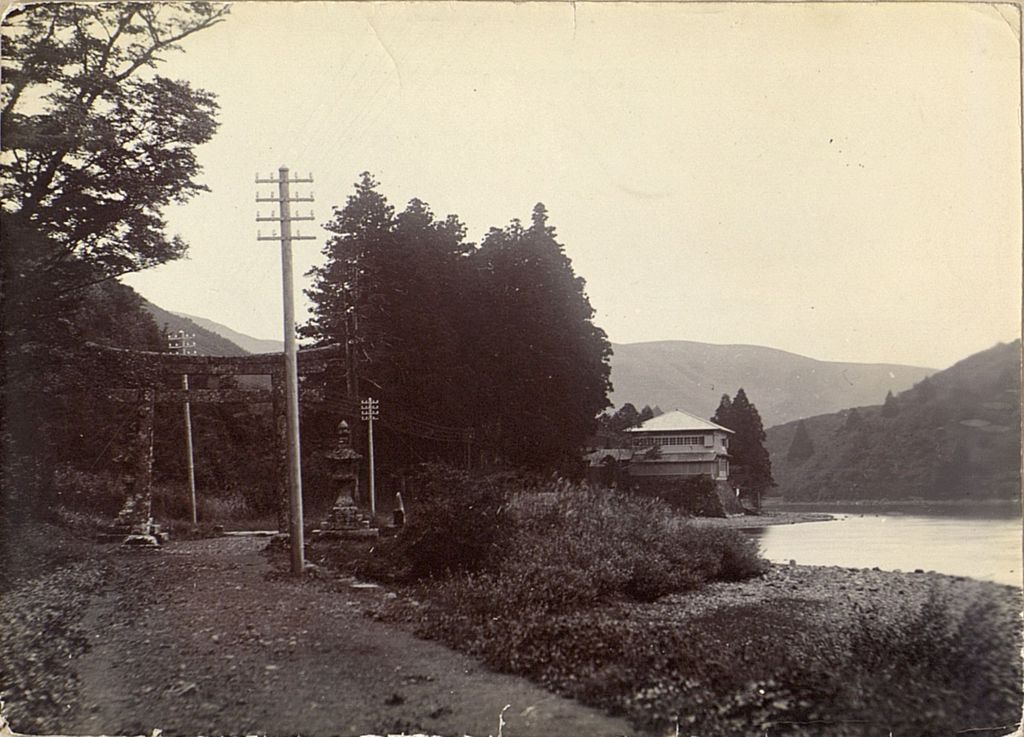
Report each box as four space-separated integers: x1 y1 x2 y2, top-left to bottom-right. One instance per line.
360 397 379 517
257 166 315 575
168 330 198 527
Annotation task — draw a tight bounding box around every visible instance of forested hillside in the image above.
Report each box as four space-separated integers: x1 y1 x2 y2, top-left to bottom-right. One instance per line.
173 312 283 355
142 302 249 357
765 341 1021 502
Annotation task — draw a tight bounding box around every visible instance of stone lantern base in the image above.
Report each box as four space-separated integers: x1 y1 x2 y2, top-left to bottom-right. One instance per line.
313 478 378 540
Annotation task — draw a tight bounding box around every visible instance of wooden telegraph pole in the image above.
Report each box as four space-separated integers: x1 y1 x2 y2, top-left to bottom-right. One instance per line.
167 330 198 527
360 397 379 517
257 167 315 574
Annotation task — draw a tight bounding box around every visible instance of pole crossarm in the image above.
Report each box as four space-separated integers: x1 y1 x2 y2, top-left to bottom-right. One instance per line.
257 196 315 203
256 234 318 242
256 215 315 223
255 173 314 184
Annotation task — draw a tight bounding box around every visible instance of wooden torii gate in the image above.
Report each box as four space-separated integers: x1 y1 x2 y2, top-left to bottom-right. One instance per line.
94 343 343 545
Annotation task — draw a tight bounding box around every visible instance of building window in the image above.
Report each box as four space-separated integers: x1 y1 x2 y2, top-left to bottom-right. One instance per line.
633 434 708 448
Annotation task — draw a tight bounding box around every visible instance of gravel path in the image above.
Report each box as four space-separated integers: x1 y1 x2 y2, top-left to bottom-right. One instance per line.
6 536 632 737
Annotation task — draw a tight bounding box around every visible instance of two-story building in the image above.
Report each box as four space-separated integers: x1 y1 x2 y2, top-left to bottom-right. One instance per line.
625 409 733 481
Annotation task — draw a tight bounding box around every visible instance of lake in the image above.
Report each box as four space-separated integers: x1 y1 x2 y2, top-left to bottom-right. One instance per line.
745 514 1023 587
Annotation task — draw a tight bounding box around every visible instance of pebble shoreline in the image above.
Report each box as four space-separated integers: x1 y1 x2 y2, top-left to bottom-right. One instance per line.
646 560 1023 635
690 511 837 528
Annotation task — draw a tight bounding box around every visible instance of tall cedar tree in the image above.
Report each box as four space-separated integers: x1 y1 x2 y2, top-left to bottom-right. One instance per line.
302 175 478 467
607 403 640 432
712 388 775 495
303 172 397 396
471 204 611 469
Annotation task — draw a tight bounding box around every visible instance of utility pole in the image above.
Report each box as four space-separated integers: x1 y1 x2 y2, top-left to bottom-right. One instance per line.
167 330 198 528
360 397 379 517
256 166 315 575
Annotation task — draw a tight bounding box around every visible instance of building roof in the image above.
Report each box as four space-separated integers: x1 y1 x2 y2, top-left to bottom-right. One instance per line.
625 409 735 434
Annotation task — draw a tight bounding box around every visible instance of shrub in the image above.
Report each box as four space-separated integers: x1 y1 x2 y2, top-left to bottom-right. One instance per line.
387 465 510 580
840 586 1023 734
419 486 768 615
355 481 765 603
673 524 769 582
632 475 726 516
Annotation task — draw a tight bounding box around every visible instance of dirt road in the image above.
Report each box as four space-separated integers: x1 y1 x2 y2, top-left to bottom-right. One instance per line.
61 537 633 737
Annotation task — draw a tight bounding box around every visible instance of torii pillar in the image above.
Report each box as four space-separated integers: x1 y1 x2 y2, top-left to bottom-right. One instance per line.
105 389 161 545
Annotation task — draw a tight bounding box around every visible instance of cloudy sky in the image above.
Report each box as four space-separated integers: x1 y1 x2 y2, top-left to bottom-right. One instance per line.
122 1 1022 370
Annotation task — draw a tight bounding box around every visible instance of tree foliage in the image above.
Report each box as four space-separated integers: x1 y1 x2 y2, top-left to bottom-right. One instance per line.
2 2 227 337
600 403 656 433
2 279 166 522
712 389 775 495
303 176 611 472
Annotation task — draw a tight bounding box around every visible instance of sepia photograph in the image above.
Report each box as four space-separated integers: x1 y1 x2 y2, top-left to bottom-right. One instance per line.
1 2 1021 736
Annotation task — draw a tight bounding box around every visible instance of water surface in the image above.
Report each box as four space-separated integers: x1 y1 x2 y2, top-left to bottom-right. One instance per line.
746 514 1022 587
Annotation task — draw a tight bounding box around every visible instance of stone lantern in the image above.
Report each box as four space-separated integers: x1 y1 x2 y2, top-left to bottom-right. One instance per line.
317 420 376 537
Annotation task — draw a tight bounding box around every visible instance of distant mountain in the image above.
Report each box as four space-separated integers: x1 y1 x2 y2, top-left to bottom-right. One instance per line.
609 341 935 427
173 312 284 355
142 301 249 357
764 341 1021 502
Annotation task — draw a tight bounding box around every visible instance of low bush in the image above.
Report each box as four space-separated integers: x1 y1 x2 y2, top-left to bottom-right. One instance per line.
358 476 766 601
501 487 765 607
401 485 768 620
632 475 726 516
385 465 510 580
839 586 1023 735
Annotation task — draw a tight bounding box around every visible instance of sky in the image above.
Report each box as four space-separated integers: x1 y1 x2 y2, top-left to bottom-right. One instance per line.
120 1 1023 370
